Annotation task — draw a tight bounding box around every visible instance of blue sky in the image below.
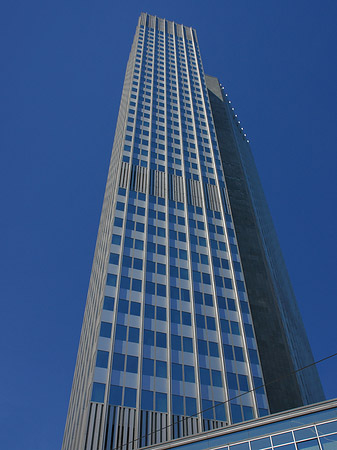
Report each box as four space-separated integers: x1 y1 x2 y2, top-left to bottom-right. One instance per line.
1 1 337 448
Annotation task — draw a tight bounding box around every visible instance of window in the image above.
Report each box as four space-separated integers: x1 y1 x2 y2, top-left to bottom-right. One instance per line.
109 253 119 264
224 278 233 289
156 332 167 348
112 353 125 371
207 316 216 330
114 217 123 227
202 273 211 284
183 337 193 353
249 348 259 364
126 355 138 373
130 301 140 316
234 346 245 362
91 382 105 403
143 357 154 376
144 329 154 346
96 350 109 368
186 397 197 416
107 274 117 287
172 363 183 381
133 258 143 270
123 256 132 268
103 296 114 311
109 385 122 405
115 325 127 341
171 334 181 351
128 327 140 343
141 390 153 410
118 299 128 314
132 278 142 292
157 244 166 255
209 341 219 357
181 289 190 302
157 283 166 297
227 372 238 390
146 281 155 295
156 392 167 412
238 374 249 392
198 339 208 355
184 365 195 382
182 312 191 326
157 263 166 275
156 360 167 378
124 387 137 407
135 239 144 250
172 395 184 415
157 306 166 321
100 322 112 338
200 368 211 385
121 276 131 290
180 268 189 280
212 370 222 387
231 321 240 335
116 202 125 211
204 294 213 306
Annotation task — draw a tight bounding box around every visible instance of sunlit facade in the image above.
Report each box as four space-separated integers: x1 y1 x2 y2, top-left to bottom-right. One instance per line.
62 13 323 450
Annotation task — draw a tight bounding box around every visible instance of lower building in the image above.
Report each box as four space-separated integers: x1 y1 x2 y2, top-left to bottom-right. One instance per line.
140 399 337 450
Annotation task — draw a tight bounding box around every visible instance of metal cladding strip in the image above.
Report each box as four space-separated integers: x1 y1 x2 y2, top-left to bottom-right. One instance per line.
189 22 242 425
172 19 205 434
119 162 130 189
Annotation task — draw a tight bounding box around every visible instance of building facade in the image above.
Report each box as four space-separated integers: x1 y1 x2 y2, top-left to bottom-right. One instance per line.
62 13 324 450
130 399 337 450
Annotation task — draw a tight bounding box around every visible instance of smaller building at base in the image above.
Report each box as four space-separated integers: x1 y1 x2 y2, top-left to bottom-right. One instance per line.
140 399 337 450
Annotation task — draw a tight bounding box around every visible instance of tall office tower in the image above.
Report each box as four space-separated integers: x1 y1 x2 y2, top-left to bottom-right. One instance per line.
62 12 324 450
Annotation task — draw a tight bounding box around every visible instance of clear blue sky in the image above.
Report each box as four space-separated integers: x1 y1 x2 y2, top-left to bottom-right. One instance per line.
1 1 337 449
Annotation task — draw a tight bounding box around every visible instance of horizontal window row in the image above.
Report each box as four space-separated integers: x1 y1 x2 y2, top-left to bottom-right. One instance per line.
171 309 191 325
118 299 141 316
109 385 137 408
169 247 188 260
172 363 195 382
143 358 167 377
111 234 144 250
112 353 138 372
115 325 140 343
199 367 222 387
171 334 194 352
170 286 190 302
145 304 166 320
197 339 219 357
170 266 189 280
196 314 216 330
146 260 166 274
220 319 241 335
144 329 167 347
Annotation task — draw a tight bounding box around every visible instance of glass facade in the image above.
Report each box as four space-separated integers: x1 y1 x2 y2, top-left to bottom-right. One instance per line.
83 14 270 448
62 12 322 450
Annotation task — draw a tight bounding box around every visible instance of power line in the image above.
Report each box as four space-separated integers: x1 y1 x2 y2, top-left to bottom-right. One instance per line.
111 350 337 450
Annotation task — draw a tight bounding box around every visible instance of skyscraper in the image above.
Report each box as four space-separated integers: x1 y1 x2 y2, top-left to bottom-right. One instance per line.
62 13 324 450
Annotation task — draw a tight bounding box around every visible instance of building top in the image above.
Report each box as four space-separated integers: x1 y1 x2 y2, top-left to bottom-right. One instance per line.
139 12 197 40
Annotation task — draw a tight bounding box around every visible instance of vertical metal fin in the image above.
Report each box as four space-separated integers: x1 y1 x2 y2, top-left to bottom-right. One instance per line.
168 174 184 202
104 406 138 450
119 162 130 189
84 403 104 450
